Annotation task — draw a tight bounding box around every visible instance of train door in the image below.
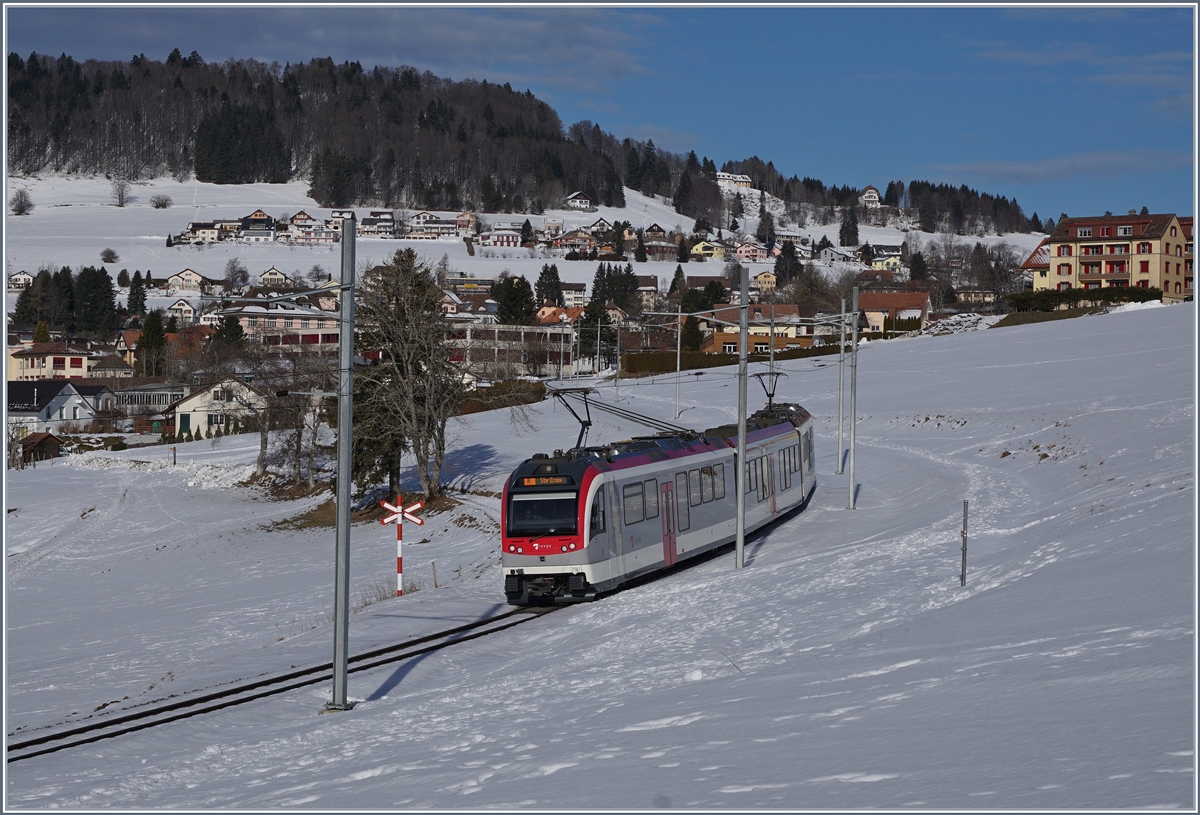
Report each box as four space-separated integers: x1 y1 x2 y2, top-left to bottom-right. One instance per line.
660 481 677 566
767 452 778 519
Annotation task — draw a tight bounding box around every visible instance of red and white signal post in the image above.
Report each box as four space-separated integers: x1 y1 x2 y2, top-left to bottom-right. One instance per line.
381 497 424 596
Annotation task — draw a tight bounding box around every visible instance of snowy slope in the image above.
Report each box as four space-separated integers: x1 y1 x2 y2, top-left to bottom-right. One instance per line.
5 176 1045 316
4 300 1193 809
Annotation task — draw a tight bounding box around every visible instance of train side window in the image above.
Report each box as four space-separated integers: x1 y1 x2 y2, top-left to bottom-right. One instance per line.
590 486 606 539
675 473 690 530
700 466 714 503
712 463 726 499
644 479 659 519
805 429 815 472
688 469 702 506
758 458 769 501
622 482 644 525
745 458 758 494
781 455 791 490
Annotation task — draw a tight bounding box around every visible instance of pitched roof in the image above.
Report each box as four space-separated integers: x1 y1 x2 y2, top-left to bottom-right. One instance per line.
7 380 73 411
1049 213 1177 241
1021 237 1051 270
10 342 90 358
857 291 931 311
91 354 133 371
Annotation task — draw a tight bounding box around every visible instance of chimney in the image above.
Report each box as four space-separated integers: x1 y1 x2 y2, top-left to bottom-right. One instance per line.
1128 209 1137 216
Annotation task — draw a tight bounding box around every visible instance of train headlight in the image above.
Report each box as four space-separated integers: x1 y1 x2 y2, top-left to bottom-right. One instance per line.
568 543 576 550
561 545 568 552
516 547 523 554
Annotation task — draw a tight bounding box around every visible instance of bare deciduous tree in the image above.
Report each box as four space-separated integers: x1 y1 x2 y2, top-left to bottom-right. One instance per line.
223 257 250 293
111 178 131 207
150 194 172 209
355 249 466 499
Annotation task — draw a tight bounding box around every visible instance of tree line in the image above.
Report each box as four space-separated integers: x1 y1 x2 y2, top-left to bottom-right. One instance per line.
8 50 1038 233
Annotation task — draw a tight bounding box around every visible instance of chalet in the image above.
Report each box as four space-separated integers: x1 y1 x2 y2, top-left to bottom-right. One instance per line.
115 330 140 366
167 268 217 293
238 209 277 243
586 218 613 236
554 230 597 254
166 298 197 324
645 223 667 239
74 384 118 415
693 304 817 354
540 219 564 239
8 270 35 290
168 377 268 437
409 211 438 227
858 185 882 209
564 191 593 210
537 305 570 325
857 291 932 333
440 289 464 315
456 212 479 234
819 246 859 265
871 256 906 274
258 267 293 288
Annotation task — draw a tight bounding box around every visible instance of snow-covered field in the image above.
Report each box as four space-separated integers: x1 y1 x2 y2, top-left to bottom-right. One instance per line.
4 296 1194 808
4 176 1046 317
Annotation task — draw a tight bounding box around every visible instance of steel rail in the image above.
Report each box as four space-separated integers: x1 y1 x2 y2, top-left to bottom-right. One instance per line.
7 606 558 763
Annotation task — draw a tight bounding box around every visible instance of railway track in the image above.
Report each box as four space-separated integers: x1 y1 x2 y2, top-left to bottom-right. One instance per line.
6 605 560 764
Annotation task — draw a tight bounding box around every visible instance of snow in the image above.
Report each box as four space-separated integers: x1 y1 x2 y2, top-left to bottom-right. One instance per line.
5 176 1046 318
5 287 1194 808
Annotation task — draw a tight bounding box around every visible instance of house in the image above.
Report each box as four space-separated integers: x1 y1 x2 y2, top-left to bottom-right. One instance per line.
553 230 597 254
183 222 219 243
7 380 97 436
560 281 588 309
440 289 464 315
480 230 522 248
166 298 197 324
537 305 569 324
456 212 479 234
358 211 396 237
692 304 819 354
736 241 769 263
168 377 268 437
91 353 135 378
564 191 593 210
539 219 564 240
9 342 97 381
20 432 63 463
819 246 860 265
1020 237 1051 289
636 275 658 311
871 255 906 274
715 172 752 188
753 270 778 293
73 384 118 416
604 301 628 325
858 185 882 209
857 291 932 333
645 223 667 239
226 301 341 353
685 275 728 293
115 330 140 366
8 270 34 290
446 322 575 378
1039 212 1192 301
690 240 726 260
258 267 293 288
586 218 613 236
167 268 217 293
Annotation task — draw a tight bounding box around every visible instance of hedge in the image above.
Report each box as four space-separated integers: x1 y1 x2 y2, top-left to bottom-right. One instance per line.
622 343 848 376
1004 287 1161 312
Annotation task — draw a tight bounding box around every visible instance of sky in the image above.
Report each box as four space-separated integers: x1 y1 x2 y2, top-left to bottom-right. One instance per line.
4 4 1197 221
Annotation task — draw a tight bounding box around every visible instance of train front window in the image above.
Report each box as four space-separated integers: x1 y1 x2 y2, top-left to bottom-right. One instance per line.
508 492 578 537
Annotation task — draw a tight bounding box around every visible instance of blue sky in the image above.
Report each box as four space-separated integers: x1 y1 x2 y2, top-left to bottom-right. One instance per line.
5 5 1195 220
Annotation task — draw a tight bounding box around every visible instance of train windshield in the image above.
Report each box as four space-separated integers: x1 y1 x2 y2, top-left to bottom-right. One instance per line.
507 492 579 537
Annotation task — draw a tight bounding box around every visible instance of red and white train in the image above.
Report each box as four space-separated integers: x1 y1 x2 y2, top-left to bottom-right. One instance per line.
502 402 815 604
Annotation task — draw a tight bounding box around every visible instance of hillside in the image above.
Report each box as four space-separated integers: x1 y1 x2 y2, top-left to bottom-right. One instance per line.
4 300 1193 808
8 51 1039 235
4 175 1046 319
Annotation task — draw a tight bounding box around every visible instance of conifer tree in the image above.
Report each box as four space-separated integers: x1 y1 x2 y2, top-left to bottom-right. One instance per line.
138 310 167 376
635 230 647 263
33 320 51 342
128 270 147 315
669 264 685 295
535 263 563 306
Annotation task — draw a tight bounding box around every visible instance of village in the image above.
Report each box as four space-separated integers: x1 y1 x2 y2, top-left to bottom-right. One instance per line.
4 176 1192 464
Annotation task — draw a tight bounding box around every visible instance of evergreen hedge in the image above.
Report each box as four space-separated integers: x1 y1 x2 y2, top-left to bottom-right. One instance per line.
1004 287 1161 312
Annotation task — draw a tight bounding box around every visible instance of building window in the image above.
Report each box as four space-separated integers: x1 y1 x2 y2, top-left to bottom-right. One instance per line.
1100 227 1111 237
1118 226 1133 236
1140 261 1150 274
70 358 83 368
1171 226 1177 237
267 317 276 328
1137 280 1149 288
1057 245 1072 256
284 317 294 328
1058 264 1071 276
301 318 310 329
1078 227 1092 238
723 343 737 353
248 317 257 327
52 357 65 369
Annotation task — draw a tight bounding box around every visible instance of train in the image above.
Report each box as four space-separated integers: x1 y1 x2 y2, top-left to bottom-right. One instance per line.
502 400 816 605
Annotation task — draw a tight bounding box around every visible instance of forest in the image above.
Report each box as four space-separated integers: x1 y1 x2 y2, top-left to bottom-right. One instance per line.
7 49 1034 233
